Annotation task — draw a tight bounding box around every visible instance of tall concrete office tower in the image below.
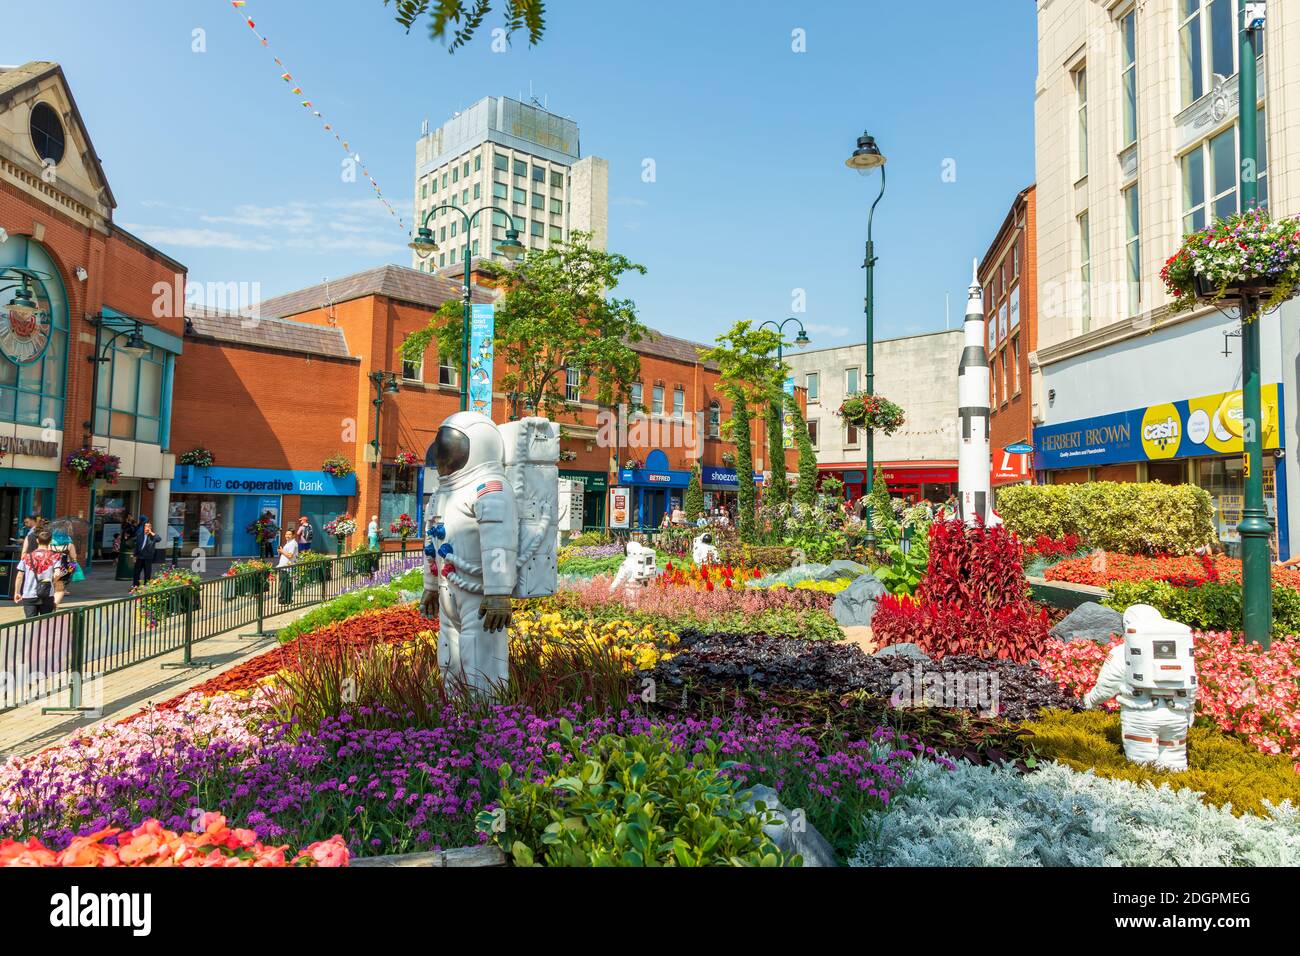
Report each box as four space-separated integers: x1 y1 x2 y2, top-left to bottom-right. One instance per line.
957 259 997 526
412 96 608 272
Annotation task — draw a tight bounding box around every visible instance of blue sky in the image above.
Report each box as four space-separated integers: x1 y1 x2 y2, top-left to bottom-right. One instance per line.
7 0 1036 347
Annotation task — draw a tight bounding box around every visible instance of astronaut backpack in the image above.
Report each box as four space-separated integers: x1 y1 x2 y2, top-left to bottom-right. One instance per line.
498 416 560 598
1122 604 1196 703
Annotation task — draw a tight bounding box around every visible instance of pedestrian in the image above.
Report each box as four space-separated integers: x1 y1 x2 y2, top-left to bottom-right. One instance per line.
18 514 38 557
121 512 138 548
296 516 314 554
133 520 162 586
367 514 380 550
50 524 82 607
259 511 278 561
277 528 298 604
13 528 57 618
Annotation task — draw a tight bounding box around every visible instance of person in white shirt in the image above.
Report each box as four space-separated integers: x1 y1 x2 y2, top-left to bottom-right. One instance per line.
367 514 380 550
277 529 298 604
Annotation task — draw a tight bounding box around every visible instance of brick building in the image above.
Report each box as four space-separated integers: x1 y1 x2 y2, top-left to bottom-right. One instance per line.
977 184 1038 489
0 61 187 586
171 261 799 554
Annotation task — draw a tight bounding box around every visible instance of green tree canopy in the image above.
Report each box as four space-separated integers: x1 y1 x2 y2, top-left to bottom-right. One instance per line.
399 232 647 421
386 0 545 51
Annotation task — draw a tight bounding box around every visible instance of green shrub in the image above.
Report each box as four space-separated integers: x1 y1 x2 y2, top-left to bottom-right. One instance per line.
479 723 795 867
996 482 1215 555
275 574 420 642
1105 579 1300 636
1021 709 1300 816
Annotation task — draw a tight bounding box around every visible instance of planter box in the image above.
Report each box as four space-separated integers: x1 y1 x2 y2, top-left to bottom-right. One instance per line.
1193 272 1275 301
223 574 269 600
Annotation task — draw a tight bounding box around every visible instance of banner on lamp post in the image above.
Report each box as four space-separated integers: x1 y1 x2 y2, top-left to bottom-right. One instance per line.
468 303 495 418
782 376 795 449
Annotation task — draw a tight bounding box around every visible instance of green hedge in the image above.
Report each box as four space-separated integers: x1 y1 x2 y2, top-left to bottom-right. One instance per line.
996 481 1215 555
1104 579 1300 636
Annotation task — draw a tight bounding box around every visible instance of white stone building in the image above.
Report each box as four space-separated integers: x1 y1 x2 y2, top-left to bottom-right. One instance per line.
783 330 964 502
412 96 608 270
1033 0 1300 557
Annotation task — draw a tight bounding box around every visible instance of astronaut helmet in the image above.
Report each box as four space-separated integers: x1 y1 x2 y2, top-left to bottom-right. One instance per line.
426 411 504 477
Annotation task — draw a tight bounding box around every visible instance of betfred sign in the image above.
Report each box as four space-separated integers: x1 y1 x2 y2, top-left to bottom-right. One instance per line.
992 449 1032 485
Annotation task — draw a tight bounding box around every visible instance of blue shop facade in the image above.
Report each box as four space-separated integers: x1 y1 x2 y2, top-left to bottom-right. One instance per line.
170 465 358 557
617 450 761 529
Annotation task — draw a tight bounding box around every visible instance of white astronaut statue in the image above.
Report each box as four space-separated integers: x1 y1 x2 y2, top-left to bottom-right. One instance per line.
1082 604 1197 771
420 412 558 695
609 541 658 592
692 531 719 566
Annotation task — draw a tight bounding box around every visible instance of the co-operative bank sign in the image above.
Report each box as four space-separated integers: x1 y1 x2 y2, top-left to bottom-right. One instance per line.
172 465 358 497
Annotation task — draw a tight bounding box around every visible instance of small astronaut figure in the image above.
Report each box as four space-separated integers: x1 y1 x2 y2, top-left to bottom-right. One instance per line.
609 541 658 592
421 411 518 694
692 531 718 566
1082 604 1197 771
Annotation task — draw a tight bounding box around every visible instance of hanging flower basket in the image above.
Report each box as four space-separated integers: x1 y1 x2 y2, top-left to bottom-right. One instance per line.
177 447 215 468
1161 209 1300 318
323 455 354 478
394 450 421 472
559 449 578 462
65 447 121 487
246 515 279 547
837 393 906 435
323 514 356 555
720 452 736 467
389 513 417 540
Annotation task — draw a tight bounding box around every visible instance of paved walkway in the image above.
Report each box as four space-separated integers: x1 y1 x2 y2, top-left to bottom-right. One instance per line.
0 601 315 762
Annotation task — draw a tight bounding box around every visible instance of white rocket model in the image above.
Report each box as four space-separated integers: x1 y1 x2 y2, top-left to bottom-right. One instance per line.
957 259 999 527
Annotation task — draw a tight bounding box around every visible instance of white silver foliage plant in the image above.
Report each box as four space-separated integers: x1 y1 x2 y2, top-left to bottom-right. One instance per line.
850 760 1300 867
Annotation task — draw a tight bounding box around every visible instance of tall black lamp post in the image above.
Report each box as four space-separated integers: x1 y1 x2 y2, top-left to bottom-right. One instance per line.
369 370 400 467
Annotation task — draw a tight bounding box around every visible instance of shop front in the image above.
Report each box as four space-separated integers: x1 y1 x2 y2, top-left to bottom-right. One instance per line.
559 469 607 530
618 450 689 530
1034 384 1288 559
701 464 762 515
821 464 958 505
169 465 358 557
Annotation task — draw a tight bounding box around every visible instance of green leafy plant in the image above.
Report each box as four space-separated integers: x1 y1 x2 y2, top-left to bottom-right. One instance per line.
872 540 927 596
684 462 704 523
789 394 818 507
837 393 905 434
1104 579 1300 636
1161 208 1300 316
479 724 794 867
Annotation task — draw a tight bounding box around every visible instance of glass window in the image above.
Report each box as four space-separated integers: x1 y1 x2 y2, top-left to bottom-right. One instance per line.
807 419 818 447
473 183 480 200
451 221 458 237
1245 106 1268 210
550 170 563 188
1121 11 1137 147
462 189 469 205
513 159 527 177
531 192 543 209
805 372 819 401
630 381 643 415
95 340 167 443
1181 148 1206 232
1010 336 1020 395
472 239 480 256
420 181 428 199
708 401 720 438
845 368 859 395
565 366 581 403
673 385 685 419
1210 126 1237 220
513 186 526 205
493 153 508 171
846 423 859 447
441 173 448 188
462 161 470 177
380 463 419 537
402 355 423 381
1209 0 1234 79
1078 211 1091 332
530 220 543 237
493 181 508 200
438 356 457 387
549 225 562 241
1180 0 1204 107
474 155 482 172
1074 66 1088 179
452 167 459 183
1124 184 1141 315
550 197 563 214
532 166 545 183
652 385 664 415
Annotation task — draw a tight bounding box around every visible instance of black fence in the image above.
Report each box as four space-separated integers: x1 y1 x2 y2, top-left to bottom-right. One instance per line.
0 551 422 713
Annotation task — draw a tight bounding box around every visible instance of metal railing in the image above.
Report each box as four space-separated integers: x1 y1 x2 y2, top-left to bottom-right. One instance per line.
0 550 420 713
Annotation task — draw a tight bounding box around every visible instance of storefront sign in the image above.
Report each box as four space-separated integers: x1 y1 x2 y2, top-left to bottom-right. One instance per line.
702 466 763 489
559 469 608 493
619 466 690 488
468 303 495 418
1009 286 1020 330
608 487 630 529
993 449 1032 484
1034 384 1283 470
172 466 358 497
0 274 53 366
0 436 59 457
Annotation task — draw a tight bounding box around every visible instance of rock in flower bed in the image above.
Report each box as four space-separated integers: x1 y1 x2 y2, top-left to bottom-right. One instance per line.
647 630 1080 722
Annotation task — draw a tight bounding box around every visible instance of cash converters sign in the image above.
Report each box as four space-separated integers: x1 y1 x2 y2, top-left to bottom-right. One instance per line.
1034 384 1282 470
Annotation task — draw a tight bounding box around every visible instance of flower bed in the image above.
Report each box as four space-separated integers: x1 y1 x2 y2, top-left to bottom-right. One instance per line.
510 609 678 671
1039 632 1300 769
1044 551 1300 589
657 562 765 591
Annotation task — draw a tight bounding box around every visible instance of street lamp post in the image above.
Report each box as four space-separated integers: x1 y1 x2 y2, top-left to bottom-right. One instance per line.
846 133 887 550
758 317 811 493
1238 4 1270 647
368 370 400 467
409 204 526 412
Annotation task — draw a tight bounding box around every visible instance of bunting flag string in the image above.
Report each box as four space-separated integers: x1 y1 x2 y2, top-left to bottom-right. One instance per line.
227 0 407 233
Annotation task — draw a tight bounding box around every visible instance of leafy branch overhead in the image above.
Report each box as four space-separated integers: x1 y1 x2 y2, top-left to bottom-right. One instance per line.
385 0 546 51
399 232 648 420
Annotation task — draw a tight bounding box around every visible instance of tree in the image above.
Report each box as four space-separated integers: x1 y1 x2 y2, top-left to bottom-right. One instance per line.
399 233 647 422
868 465 898 540
684 461 704 523
698 321 783 542
766 397 789 506
789 395 818 506
386 0 546 51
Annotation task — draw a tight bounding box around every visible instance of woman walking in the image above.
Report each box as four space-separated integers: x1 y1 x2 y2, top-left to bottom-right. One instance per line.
276 528 298 605
367 514 380 550
50 523 82 607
